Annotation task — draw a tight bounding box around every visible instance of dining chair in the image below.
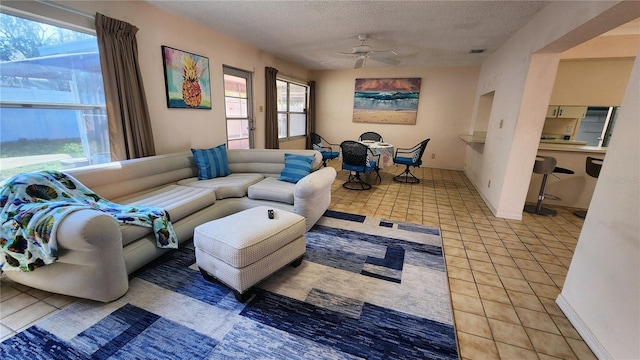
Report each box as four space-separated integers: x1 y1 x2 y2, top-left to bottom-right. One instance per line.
340 140 381 190
358 131 383 142
310 132 340 167
392 138 430 183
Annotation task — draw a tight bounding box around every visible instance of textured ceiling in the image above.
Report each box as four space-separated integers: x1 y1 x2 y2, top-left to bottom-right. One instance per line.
145 0 552 70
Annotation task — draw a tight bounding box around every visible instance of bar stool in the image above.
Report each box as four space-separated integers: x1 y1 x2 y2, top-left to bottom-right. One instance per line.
573 157 603 219
524 156 574 217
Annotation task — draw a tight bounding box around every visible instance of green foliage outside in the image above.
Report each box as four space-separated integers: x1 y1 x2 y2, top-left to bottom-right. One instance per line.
0 139 84 181
0 139 83 158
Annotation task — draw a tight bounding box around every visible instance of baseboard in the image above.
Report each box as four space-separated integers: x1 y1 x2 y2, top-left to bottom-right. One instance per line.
556 294 611 360
462 170 523 221
493 210 523 220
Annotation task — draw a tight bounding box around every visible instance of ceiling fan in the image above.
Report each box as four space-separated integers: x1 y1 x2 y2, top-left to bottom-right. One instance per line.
337 34 400 69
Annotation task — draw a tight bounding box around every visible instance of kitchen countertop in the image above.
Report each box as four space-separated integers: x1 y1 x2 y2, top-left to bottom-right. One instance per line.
538 143 607 153
539 139 588 145
460 134 606 153
459 134 486 144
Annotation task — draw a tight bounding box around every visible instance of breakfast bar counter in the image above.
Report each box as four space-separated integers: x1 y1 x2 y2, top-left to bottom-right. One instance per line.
537 143 607 154
526 145 607 210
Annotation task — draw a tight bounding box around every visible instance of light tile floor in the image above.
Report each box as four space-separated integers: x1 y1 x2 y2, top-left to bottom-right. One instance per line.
0 163 597 359
328 164 596 360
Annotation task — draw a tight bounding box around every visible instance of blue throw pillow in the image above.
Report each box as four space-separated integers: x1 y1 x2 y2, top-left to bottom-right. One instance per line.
279 153 314 183
191 144 231 180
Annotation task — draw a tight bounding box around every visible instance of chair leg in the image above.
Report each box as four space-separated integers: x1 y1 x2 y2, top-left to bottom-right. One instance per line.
524 173 556 216
573 209 587 219
343 171 372 190
393 165 420 184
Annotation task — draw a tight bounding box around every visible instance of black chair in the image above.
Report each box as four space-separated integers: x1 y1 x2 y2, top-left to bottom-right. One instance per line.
392 139 430 184
524 156 574 217
358 132 383 142
340 140 381 190
310 132 340 167
573 157 603 219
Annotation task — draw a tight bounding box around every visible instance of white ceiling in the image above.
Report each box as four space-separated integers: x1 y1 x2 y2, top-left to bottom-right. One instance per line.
144 0 553 70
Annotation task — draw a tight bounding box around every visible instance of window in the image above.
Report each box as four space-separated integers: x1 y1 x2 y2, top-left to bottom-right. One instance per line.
575 106 620 147
276 79 308 140
0 12 109 180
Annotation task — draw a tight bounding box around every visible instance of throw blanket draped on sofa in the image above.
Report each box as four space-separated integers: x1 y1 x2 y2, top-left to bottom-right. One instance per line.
0 171 177 273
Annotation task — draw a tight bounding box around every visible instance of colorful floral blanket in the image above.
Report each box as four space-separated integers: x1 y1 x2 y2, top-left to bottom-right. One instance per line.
0 170 178 273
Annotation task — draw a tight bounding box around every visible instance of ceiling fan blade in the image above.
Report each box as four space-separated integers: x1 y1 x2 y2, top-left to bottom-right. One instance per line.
370 56 400 66
354 57 365 69
369 50 397 57
337 51 356 56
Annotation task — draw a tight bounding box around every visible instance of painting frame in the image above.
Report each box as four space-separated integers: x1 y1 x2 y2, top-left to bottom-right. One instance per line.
161 45 212 109
352 78 421 125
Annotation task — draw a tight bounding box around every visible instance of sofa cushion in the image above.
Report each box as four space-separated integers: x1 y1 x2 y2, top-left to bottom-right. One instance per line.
114 184 216 246
177 173 264 199
248 177 296 205
278 153 314 183
191 144 231 180
226 149 323 177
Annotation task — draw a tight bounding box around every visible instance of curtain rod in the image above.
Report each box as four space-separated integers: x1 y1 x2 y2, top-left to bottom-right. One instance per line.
36 0 94 19
277 72 310 85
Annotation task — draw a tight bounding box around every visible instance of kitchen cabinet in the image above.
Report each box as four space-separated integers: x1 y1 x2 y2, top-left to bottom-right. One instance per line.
547 105 587 118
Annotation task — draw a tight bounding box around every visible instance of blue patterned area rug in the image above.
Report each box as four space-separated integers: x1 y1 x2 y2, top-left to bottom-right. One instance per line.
0 210 458 359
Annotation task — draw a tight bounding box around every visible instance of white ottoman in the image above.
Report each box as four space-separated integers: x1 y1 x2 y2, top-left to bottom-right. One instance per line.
194 206 306 302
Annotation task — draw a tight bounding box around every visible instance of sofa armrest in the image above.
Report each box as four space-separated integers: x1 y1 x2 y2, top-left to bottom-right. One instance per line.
5 209 128 302
293 167 337 230
56 209 122 250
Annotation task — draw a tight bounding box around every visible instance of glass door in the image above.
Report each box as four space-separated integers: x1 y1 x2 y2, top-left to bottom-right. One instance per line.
223 67 253 149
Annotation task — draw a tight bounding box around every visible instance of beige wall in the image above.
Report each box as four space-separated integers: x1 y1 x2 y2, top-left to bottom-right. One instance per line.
312 66 480 170
23 0 313 154
550 58 635 106
561 34 640 60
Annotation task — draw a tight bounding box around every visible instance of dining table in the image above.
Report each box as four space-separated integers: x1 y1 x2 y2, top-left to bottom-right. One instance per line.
359 140 394 168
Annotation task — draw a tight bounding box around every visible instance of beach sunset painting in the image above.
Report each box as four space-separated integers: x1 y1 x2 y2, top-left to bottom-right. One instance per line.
353 78 421 124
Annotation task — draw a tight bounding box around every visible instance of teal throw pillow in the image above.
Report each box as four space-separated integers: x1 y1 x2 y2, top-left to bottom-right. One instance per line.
191 144 231 180
279 153 314 183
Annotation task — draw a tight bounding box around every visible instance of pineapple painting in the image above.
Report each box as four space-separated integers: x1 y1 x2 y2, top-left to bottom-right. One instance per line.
181 55 202 107
162 46 212 109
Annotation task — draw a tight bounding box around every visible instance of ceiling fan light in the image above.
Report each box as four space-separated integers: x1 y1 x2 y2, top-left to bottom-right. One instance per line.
353 45 371 53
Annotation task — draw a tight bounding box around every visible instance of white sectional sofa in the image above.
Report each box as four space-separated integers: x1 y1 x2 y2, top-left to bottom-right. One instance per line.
4 149 336 302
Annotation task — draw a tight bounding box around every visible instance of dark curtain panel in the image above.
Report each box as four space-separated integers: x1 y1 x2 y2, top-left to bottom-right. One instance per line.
95 13 155 160
306 81 316 150
265 67 279 149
